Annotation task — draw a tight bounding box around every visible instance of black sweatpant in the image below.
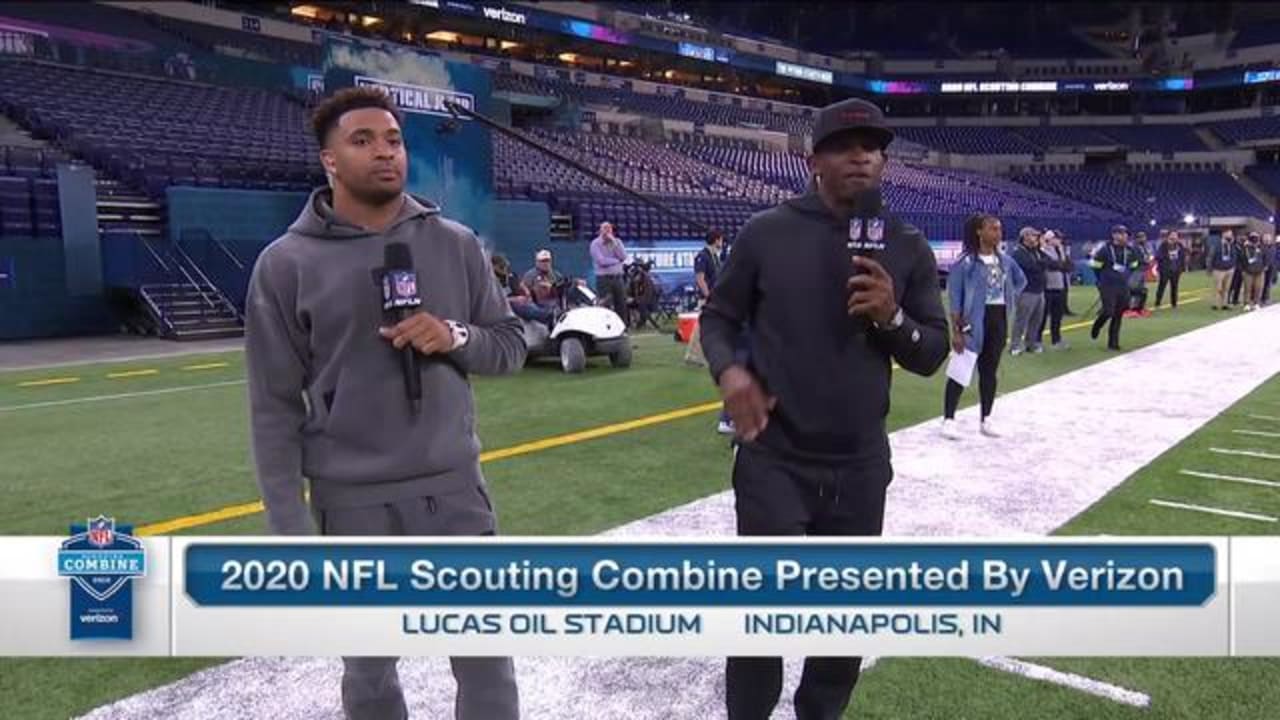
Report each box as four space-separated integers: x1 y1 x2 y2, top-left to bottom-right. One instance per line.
1040 289 1066 344
596 274 628 320
727 442 892 720
944 305 1006 421
1155 272 1181 308
1229 267 1244 305
1264 268 1276 305
1091 285 1126 349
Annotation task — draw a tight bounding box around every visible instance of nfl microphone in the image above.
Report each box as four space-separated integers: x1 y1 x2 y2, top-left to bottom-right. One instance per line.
847 187 886 332
382 242 423 415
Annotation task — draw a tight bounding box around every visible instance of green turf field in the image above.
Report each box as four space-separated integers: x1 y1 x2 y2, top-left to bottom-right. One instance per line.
5 274 1280 719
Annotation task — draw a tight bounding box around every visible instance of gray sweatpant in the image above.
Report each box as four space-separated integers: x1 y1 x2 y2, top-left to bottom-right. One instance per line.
1011 292 1045 352
317 485 520 720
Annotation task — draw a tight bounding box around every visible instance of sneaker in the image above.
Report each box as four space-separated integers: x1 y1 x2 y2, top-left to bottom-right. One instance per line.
716 419 736 435
1090 323 1101 339
1051 340 1071 351
1108 343 1122 351
941 419 962 440
980 418 1002 438
1029 344 1044 354
1010 347 1023 357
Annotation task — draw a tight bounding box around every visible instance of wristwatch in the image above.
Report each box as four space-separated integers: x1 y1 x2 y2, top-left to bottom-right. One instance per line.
445 320 470 351
874 306 905 331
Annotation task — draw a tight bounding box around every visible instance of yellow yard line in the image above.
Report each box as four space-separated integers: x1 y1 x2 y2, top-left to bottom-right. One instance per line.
1061 291 1204 333
182 362 231 371
136 400 725 536
17 377 80 387
106 369 160 379
137 499 266 536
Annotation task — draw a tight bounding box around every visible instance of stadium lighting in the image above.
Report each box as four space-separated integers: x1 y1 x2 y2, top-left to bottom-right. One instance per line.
1148 219 1156 226
426 31 459 42
1183 214 1195 225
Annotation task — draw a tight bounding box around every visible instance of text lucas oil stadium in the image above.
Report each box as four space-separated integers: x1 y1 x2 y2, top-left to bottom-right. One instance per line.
399 611 994 637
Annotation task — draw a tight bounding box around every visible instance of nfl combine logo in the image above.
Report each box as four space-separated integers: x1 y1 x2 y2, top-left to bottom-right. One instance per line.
57 515 147 640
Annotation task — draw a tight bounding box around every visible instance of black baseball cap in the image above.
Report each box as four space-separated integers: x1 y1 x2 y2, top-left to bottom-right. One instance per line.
1110 224 1129 234
812 98 894 153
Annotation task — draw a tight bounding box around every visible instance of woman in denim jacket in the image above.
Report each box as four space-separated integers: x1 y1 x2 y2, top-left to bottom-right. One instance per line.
941 213 1026 440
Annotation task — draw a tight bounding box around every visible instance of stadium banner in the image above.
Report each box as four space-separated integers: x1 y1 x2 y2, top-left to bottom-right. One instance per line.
627 241 703 289
8 536 1280 657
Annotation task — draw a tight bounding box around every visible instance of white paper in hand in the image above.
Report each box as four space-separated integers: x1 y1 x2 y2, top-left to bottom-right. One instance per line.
946 349 979 388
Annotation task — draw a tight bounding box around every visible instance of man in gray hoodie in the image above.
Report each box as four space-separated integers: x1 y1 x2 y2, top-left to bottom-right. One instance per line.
245 87 525 720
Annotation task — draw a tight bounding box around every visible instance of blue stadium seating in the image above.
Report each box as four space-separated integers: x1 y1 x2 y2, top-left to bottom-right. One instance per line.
1209 116 1280 145
1012 169 1267 222
0 60 322 197
1244 164 1280 202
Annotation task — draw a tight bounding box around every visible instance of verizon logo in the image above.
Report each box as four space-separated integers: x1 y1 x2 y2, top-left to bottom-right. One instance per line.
482 6 526 24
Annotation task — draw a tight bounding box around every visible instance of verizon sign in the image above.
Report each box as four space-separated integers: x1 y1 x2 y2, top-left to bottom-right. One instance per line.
482 6 526 24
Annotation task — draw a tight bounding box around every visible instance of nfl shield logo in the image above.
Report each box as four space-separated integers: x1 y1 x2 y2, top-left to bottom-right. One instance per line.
867 218 885 243
849 218 864 242
394 272 418 300
87 516 115 548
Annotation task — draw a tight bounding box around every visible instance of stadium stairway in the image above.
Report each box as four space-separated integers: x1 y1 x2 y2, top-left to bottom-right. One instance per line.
136 238 243 340
96 179 166 239
141 281 243 340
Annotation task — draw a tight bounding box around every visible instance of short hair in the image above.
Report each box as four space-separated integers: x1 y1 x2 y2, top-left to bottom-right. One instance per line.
706 229 724 245
311 86 403 147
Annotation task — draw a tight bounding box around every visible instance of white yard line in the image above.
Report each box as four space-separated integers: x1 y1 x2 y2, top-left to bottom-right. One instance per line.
79 306 1280 719
976 657 1150 708
1247 414 1280 423
1148 499 1277 524
1179 469 1280 489
1232 429 1280 439
0 381 246 413
1210 447 1280 461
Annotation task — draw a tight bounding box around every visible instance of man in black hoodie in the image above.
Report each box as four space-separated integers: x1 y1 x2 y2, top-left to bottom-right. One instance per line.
700 98 949 720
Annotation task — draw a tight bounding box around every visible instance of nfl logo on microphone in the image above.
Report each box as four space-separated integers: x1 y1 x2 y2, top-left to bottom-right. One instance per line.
383 269 423 310
57 516 147 640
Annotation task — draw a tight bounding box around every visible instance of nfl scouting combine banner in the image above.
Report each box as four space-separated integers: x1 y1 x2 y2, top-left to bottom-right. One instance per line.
322 37 495 240
5 535 1280 656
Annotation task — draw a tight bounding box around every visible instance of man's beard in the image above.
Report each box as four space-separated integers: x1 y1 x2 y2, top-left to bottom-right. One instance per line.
350 181 403 207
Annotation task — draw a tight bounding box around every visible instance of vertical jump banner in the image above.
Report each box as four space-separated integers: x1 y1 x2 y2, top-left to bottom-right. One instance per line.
323 38 495 240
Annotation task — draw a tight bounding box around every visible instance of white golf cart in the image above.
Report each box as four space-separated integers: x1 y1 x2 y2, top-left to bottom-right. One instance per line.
521 278 632 373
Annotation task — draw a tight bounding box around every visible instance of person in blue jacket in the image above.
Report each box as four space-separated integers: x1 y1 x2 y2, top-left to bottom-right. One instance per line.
941 213 1027 440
